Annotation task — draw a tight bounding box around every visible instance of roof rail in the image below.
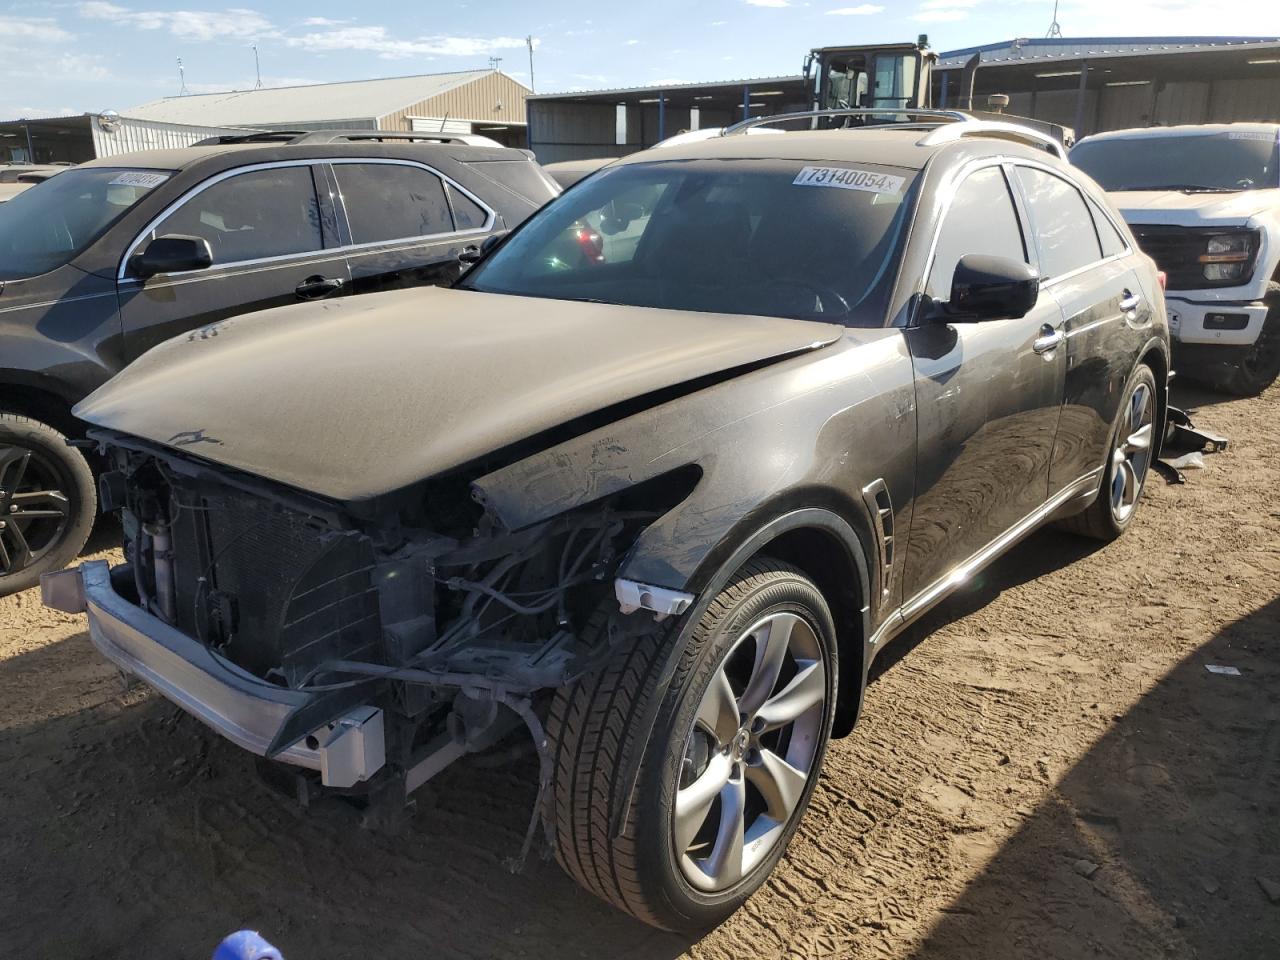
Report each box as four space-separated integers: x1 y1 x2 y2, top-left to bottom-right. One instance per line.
916 120 1067 159
725 108 971 135
191 130 499 148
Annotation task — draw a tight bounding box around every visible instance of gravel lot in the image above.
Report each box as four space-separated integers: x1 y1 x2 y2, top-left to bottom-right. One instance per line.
2 381 1277 960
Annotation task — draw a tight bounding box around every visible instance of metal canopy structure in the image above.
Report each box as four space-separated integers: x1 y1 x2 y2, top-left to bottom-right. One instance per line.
934 37 1280 138
526 76 807 163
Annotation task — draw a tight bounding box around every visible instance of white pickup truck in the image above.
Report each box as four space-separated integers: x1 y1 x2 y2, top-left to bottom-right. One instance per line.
1072 124 1280 395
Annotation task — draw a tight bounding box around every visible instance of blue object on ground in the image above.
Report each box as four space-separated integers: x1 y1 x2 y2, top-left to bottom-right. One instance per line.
212 930 284 960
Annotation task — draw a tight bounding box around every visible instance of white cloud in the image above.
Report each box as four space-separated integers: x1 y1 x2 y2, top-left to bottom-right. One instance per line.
625 39 640 45
744 0 790 7
913 8 970 21
79 3 274 41
55 53 113 82
286 26 530 59
827 4 885 12
0 16 72 43
301 17 349 27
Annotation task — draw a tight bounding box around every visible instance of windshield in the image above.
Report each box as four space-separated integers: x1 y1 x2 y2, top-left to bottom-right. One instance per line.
1071 131 1280 192
461 158 916 325
0 167 170 280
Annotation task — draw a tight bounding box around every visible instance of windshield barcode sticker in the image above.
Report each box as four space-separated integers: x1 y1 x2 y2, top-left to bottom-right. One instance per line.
793 166 904 194
1228 131 1276 141
109 172 170 188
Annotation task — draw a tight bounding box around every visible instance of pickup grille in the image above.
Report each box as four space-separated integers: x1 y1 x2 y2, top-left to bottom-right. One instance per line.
1127 225 1208 290
169 484 382 686
1128 224 1258 291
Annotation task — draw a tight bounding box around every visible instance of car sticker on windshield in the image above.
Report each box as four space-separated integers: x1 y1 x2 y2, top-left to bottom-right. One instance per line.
1228 131 1276 141
109 172 170 189
793 166 905 194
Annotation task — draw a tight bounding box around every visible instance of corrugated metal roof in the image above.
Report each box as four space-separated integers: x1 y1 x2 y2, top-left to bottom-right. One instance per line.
937 36 1280 69
529 75 802 100
122 70 504 126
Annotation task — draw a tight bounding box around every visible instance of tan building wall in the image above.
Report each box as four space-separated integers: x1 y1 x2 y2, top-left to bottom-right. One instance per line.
379 71 530 131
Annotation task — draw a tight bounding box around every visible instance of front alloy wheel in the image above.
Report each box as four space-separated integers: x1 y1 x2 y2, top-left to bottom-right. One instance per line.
675 612 827 892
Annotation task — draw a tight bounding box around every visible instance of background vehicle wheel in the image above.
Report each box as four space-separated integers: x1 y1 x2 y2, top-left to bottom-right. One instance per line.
1057 363 1157 542
0 413 96 597
547 557 838 931
1195 297 1280 397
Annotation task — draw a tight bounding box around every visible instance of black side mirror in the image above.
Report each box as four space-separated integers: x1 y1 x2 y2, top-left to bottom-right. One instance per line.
940 254 1039 322
129 234 213 279
460 230 509 265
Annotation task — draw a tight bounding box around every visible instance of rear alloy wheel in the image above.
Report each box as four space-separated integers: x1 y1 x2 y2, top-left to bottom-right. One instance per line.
1058 363 1157 542
547 558 838 931
0 414 96 597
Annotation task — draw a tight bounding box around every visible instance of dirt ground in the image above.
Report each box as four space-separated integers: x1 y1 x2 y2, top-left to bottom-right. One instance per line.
2 381 1278 960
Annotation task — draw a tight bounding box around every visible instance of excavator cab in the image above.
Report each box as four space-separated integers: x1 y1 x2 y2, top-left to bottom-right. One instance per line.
804 39 936 114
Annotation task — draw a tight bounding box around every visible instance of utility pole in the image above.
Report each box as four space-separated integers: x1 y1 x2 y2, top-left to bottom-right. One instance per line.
1046 0 1063 38
526 35 536 93
253 43 262 89
177 56 188 96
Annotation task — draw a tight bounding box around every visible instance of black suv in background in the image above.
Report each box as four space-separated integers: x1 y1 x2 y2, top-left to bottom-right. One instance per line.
0 131 558 594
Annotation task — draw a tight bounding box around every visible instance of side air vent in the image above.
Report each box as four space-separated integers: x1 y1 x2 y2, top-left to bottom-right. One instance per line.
861 479 895 606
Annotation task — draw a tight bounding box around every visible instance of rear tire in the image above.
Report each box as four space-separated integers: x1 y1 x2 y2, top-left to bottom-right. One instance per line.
546 558 838 931
1058 363 1157 542
0 413 96 597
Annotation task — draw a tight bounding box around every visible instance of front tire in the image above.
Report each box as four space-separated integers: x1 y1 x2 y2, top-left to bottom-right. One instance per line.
1195 296 1280 397
547 558 838 931
0 413 96 597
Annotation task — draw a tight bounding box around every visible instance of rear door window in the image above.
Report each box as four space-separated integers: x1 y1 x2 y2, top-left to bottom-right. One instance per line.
335 162 454 244
927 165 1027 300
1015 166 1103 280
150 165 324 266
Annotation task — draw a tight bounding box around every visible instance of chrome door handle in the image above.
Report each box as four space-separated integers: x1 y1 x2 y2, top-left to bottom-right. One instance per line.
1033 327 1065 354
1119 290 1142 312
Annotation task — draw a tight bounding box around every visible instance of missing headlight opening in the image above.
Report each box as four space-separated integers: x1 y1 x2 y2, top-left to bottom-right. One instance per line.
99 433 698 862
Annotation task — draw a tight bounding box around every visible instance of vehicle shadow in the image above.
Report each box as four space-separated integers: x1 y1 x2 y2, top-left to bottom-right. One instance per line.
871 527 1103 683
908 595 1280 960
1170 379 1242 411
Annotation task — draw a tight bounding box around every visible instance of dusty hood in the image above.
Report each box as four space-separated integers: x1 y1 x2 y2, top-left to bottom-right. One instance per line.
1112 188 1278 226
76 286 841 501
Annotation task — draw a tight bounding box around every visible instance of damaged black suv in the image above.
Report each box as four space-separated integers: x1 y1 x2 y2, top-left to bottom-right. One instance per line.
45 119 1169 931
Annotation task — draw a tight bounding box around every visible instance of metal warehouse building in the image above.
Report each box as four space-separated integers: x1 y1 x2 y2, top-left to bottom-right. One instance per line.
123 69 532 146
528 35 1280 161
0 114 250 164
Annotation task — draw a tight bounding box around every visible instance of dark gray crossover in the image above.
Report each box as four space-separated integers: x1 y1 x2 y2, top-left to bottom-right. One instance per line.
0 131 558 594
44 121 1168 931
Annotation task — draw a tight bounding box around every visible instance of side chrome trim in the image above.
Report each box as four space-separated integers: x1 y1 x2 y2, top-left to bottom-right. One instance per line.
869 467 1103 650
117 157 497 282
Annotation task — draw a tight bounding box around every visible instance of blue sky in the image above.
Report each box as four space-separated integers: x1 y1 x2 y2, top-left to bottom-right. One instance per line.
3 0 1280 119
